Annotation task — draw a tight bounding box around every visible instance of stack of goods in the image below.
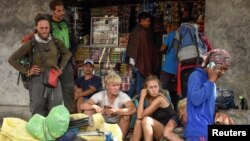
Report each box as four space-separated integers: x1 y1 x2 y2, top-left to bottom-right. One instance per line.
135 4 144 21
90 48 109 63
171 1 180 23
91 17 119 46
192 0 204 21
120 64 133 92
119 33 130 46
110 48 121 63
91 6 119 17
119 63 127 76
121 75 131 92
75 47 90 61
163 1 173 29
193 0 205 34
90 48 101 62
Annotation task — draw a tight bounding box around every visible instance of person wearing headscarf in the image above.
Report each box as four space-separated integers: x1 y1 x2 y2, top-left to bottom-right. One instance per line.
185 48 230 141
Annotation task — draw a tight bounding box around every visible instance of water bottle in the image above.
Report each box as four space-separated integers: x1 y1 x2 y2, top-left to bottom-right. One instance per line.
239 96 248 110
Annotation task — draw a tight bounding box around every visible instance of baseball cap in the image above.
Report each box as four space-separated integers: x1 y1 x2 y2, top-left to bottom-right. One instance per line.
84 59 94 65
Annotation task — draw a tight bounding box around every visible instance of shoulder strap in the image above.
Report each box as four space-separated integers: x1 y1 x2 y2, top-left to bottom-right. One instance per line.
30 39 36 66
52 37 60 51
51 37 61 63
34 40 47 65
160 89 174 109
17 39 35 85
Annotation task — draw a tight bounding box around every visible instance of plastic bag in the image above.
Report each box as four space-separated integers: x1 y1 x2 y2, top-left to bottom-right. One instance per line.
46 105 70 138
26 105 70 141
0 117 39 141
26 114 53 141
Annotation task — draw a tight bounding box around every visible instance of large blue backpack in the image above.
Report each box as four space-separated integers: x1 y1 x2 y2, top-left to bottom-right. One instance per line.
173 23 207 65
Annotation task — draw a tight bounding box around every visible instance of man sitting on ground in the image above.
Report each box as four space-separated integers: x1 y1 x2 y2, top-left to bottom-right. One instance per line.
80 72 136 139
74 59 102 113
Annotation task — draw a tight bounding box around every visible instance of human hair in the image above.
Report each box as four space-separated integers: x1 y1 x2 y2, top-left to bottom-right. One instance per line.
49 0 64 11
34 13 50 26
177 98 187 112
177 98 187 121
138 11 151 22
144 75 161 89
104 71 122 85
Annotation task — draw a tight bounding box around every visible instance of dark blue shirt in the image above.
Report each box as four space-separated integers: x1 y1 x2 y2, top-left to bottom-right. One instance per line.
74 75 102 99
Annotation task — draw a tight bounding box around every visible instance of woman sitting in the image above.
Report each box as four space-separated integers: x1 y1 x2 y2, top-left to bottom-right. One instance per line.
130 75 177 141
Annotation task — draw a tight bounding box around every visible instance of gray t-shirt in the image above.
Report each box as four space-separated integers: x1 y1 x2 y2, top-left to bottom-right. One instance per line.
91 90 132 123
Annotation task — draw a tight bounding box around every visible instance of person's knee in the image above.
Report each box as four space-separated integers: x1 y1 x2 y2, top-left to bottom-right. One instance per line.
142 117 152 126
121 115 131 122
119 115 131 128
164 126 172 138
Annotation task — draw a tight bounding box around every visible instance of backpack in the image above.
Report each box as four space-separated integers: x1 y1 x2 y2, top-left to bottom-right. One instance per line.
215 88 238 110
17 33 35 89
173 23 207 65
17 34 60 89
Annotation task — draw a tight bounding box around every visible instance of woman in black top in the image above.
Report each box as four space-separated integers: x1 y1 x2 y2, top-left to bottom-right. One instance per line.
131 75 177 141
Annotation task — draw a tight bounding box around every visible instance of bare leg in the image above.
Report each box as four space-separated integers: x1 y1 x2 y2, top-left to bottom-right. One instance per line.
118 115 131 139
142 117 165 141
76 98 84 113
164 119 184 141
130 119 143 141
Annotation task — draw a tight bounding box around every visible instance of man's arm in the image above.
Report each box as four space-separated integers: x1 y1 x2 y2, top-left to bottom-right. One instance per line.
8 42 32 74
80 98 102 113
115 101 136 116
74 85 97 100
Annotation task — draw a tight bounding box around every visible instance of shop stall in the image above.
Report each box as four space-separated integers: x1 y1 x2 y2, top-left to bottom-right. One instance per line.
64 0 206 90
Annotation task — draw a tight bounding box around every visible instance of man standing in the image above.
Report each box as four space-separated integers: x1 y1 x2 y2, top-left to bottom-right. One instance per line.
8 14 72 116
160 24 179 110
80 72 136 139
186 49 231 141
126 11 159 98
49 0 76 113
74 59 102 113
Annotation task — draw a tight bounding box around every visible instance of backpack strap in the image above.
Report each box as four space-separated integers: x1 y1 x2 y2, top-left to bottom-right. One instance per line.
17 39 35 86
52 37 61 65
160 89 174 109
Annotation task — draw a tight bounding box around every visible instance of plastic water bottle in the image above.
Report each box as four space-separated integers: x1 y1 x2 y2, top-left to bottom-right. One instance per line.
105 132 114 141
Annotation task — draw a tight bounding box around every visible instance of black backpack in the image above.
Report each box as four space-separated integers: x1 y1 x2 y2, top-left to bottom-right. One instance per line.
215 88 238 110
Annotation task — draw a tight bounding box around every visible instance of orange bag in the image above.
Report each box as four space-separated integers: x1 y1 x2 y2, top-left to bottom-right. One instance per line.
44 68 62 88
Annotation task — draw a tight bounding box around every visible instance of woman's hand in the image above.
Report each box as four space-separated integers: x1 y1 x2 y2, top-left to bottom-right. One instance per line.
140 89 148 98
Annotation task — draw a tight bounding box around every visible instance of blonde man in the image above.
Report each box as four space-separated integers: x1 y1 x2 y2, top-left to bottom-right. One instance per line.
81 72 136 139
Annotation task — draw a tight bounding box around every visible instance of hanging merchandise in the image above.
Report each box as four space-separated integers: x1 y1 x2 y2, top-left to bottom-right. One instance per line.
118 5 132 33
163 1 173 26
90 17 119 46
